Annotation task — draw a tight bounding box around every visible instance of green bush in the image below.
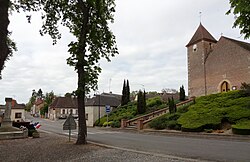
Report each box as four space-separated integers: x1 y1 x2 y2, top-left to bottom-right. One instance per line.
177 90 250 132
146 97 163 107
149 113 182 130
95 97 168 127
103 121 113 127
232 119 250 135
149 116 167 130
110 120 121 128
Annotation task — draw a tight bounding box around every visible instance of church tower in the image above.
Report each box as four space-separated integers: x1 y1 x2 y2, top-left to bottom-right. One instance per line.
186 23 217 97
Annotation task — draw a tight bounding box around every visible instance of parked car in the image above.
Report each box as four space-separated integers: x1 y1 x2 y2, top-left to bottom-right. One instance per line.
58 114 67 119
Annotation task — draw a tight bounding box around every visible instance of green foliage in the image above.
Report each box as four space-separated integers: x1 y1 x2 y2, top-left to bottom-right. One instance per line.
25 95 36 112
146 97 163 107
96 96 168 127
121 79 130 106
95 102 137 127
232 119 250 129
177 104 190 113
103 121 113 127
149 113 181 130
179 85 186 101
241 82 250 96
178 90 250 132
232 119 250 135
137 90 146 114
168 97 176 114
110 120 121 128
39 0 118 144
227 0 250 39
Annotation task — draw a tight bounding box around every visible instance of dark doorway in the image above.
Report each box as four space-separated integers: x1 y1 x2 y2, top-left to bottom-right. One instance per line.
221 81 230 92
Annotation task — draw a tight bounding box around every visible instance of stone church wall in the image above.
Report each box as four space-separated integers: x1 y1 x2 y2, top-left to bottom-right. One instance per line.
205 37 250 94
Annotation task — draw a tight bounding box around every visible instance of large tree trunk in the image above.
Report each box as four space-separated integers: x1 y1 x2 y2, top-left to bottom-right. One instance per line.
76 66 87 144
0 0 10 76
76 1 90 145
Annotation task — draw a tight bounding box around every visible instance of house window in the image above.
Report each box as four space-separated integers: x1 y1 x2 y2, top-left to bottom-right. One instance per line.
85 113 88 120
75 110 78 115
62 109 65 114
15 113 22 119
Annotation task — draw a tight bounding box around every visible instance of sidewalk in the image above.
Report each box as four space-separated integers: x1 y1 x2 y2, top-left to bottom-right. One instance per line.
0 131 199 162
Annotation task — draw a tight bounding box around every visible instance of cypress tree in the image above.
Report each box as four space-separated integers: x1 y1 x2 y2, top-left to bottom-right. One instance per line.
179 85 186 101
137 90 145 114
172 96 177 113
121 80 126 106
143 90 146 113
126 80 130 103
168 97 172 114
168 97 176 114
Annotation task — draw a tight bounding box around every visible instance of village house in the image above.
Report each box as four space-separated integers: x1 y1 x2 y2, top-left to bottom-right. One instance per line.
186 23 250 97
48 93 121 127
0 99 25 125
30 98 44 117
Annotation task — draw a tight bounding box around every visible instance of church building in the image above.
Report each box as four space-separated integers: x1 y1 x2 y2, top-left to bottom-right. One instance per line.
186 23 250 97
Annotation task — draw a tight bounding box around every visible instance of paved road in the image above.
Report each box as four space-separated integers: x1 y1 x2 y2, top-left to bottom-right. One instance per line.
26 114 250 162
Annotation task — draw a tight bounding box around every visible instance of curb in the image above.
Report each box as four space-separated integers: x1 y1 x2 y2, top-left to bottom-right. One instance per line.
94 127 250 142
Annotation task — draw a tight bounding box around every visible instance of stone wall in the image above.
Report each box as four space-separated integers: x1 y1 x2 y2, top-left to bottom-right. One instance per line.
205 37 250 94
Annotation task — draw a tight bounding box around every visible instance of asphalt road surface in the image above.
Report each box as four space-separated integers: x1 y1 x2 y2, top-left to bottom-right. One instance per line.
26 114 250 162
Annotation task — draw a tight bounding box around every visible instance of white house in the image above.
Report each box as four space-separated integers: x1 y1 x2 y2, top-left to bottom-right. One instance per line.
85 93 121 126
0 99 26 124
48 93 121 127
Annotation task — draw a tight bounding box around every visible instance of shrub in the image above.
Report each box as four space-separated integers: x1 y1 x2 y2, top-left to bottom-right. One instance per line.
178 90 250 132
149 117 167 130
147 97 163 107
149 113 182 130
110 120 121 128
103 121 113 127
232 119 250 135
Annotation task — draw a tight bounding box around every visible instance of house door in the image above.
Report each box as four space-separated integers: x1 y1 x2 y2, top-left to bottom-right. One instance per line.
221 81 230 92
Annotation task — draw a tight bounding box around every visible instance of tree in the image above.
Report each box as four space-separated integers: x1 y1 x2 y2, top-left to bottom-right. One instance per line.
227 0 250 39
0 1 40 78
121 80 126 106
0 0 11 78
39 0 118 144
137 90 146 114
37 88 43 99
168 97 176 114
143 90 146 112
121 79 130 106
65 92 73 98
41 91 55 116
179 85 186 101
126 79 130 103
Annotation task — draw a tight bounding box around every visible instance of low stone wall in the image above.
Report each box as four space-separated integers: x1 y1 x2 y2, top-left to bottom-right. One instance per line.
0 130 28 140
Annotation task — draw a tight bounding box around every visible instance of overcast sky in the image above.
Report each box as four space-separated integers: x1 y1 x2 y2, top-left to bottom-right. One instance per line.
0 0 246 104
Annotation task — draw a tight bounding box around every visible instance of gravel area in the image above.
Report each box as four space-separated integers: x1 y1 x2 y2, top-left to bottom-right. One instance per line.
0 132 195 162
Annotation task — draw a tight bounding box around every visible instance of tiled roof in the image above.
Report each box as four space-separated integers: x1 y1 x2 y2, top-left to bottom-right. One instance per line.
50 94 121 109
222 36 250 52
186 23 217 47
35 98 44 106
86 94 121 107
50 97 77 109
0 102 25 110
